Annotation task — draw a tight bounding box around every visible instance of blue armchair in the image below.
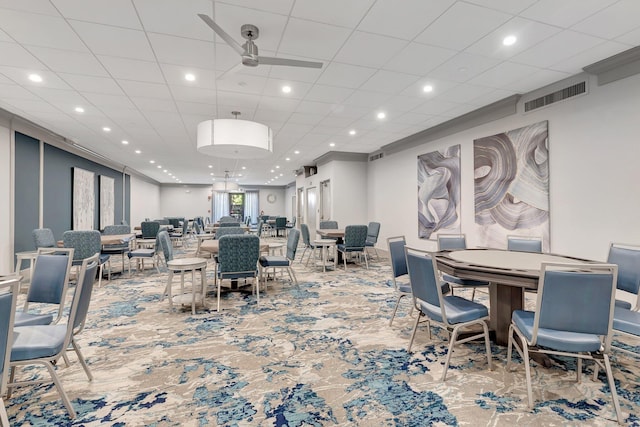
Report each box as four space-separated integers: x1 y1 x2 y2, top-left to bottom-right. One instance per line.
336 225 368 270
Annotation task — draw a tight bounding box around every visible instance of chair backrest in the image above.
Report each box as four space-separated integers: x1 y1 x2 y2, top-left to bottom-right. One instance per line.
167 217 181 229
141 221 160 238
366 222 381 244
181 218 188 235
320 220 338 229
63 230 101 261
219 222 240 228
607 243 640 296
71 253 99 334
245 216 251 226
0 279 19 398
289 217 296 227
219 216 235 223
216 226 245 239
256 220 264 238
437 234 466 251
534 263 617 341
275 217 287 228
218 235 260 276
194 220 203 234
300 223 311 246
103 224 130 235
32 228 56 248
155 218 170 225
405 247 444 309
157 230 173 262
25 248 74 323
507 235 542 253
343 225 368 248
286 229 300 260
387 236 408 280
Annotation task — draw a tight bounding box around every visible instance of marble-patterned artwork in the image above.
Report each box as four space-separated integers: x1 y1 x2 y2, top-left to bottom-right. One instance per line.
474 121 549 250
100 175 115 229
418 144 461 239
73 167 95 230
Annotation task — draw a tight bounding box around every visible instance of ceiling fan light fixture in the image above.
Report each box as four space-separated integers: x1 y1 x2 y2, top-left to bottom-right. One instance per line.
197 112 273 159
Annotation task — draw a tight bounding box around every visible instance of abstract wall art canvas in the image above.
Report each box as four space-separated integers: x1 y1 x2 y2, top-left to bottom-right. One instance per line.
73 167 95 230
473 121 549 250
100 175 115 229
418 144 461 239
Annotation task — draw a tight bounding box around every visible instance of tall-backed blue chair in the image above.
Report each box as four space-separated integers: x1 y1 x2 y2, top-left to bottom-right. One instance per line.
63 230 110 287
141 221 160 239
0 279 19 426
365 222 381 259
216 226 245 239
607 242 640 310
259 228 300 291
102 224 131 271
275 217 287 237
387 236 412 326
219 222 240 228
32 228 56 249
127 233 162 276
300 223 317 265
14 248 74 327
405 246 492 381
319 220 338 230
337 225 368 270
437 234 488 301
507 235 542 253
215 235 260 311
8 254 99 420
506 262 621 424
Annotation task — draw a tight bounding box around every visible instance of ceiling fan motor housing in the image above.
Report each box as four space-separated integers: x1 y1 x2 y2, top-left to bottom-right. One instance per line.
242 40 259 66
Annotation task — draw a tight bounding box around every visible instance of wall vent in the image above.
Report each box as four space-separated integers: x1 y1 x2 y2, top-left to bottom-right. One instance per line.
369 152 384 161
524 81 586 112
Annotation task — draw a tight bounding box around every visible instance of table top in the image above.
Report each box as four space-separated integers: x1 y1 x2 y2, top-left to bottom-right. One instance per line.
200 239 270 254
166 257 208 268
316 229 344 238
314 238 337 245
101 233 136 245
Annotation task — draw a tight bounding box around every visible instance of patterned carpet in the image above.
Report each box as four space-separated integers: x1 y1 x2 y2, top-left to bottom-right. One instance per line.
5 240 640 426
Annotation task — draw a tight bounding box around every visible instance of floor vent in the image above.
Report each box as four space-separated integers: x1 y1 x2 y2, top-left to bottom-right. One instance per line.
524 81 586 112
369 152 384 161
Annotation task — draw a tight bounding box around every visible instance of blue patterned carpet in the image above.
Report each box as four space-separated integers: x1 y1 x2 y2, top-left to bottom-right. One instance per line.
6 241 640 426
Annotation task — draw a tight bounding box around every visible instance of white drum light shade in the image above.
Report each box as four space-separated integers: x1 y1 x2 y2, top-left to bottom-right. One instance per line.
197 119 273 159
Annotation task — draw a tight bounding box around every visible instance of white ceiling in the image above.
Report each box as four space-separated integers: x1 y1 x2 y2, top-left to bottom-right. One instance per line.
0 0 638 186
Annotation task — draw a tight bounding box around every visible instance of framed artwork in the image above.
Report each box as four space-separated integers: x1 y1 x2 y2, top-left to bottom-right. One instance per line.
418 144 461 239
473 121 549 250
73 167 95 230
100 175 115 229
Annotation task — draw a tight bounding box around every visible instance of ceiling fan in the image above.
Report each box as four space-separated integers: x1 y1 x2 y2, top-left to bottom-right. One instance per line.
198 14 323 70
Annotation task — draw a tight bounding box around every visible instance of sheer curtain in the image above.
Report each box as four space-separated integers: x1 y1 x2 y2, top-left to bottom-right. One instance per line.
244 191 259 225
213 192 229 222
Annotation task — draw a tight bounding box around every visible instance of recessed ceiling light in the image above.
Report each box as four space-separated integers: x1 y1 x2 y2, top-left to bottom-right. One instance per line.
270 169 274 173
503 35 517 46
349 130 356 136
377 112 386 120
28 73 43 83
329 142 335 147
208 165 213 168
169 173 173 176
185 73 196 81
280 173 283 177
423 85 433 93
135 150 141 154
74 106 84 113
102 127 111 132
238 174 242 177
149 160 155 164
210 172 214 176
121 140 129 145
163 169 167 173
275 165 280 169
282 85 292 94
294 150 300 154
285 157 290 161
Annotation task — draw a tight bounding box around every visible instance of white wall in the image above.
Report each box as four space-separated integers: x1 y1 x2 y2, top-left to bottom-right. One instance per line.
258 188 286 217
368 72 640 261
130 175 161 227
0 121 11 272
160 184 211 220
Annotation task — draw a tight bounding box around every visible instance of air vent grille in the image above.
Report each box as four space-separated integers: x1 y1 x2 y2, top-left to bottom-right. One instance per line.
524 81 586 112
369 152 384 161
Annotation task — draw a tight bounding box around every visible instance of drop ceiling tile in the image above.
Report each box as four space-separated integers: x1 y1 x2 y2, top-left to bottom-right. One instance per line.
27 87 87 108
172 84 218 104
0 1 60 16
303 84 354 104
464 0 538 15
216 73 267 95
399 78 458 97
358 0 454 40
216 91 260 109
616 27 640 46
440 83 496 105
413 99 462 116
97 55 165 83
343 90 391 107
383 42 457 76
279 18 351 60
147 33 215 69
520 0 617 28
70 21 154 61
52 0 142 29
0 66 72 89
3 98 62 114
0 83 40 100
334 31 408 68
26 46 109 76
159 63 216 90
468 61 540 88
287 112 325 126
175 101 217 116
465 17 562 60
212 3 289 52
257 95 300 112
428 52 501 83
295 100 335 115
0 29 11 42
316 62 377 89
394 111 435 125
379 95 425 113
83 92 137 109
572 0 640 39
415 2 511 51
60 74 124 95
511 30 605 69
291 0 375 28
262 78 312 99
550 41 632 74
213 0 294 15
359 70 419 94
318 115 356 128
253 109 292 124
0 9 86 51
0 42 47 69
131 96 178 113
328 104 370 119
502 68 571 93
135 0 214 40
118 80 174 99
0 73 13 84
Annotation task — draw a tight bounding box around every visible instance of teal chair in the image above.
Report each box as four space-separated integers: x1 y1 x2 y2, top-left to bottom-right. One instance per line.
63 230 110 287
336 225 368 270
0 279 19 427
507 235 542 253
259 228 300 290
437 234 488 301
215 235 260 311
102 224 131 269
299 224 318 266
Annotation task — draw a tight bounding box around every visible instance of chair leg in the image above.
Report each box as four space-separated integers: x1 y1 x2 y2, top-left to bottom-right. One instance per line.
288 266 297 285
577 358 582 383
43 361 77 419
363 251 368 269
407 312 423 352
98 264 103 288
506 324 515 371
442 326 459 381
520 334 534 408
482 321 492 371
603 353 623 424
0 397 10 427
389 294 406 326
71 338 93 381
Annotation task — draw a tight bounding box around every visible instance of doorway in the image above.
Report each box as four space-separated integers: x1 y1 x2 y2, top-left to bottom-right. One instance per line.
320 179 331 221
306 187 317 238
297 187 304 229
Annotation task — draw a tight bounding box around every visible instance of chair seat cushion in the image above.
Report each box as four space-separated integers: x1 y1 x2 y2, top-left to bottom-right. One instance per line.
613 306 640 336
336 244 364 252
419 295 488 324
128 248 156 258
442 274 489 287
99 254 111 264
615 299 633 310
11 324 67 361
14 311 54 327
512 310 603 353
259 256 290 267
365 241 375 247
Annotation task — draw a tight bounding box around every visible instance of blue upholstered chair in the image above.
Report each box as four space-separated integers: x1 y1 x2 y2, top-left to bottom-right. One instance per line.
506 262 621 424
63 230 110 287
8 254 99 420
319 220 338 230
127 233 162 276
387 236 412 326
365 222 381 259
437 234 488 301
286 217 296 231
219 222 241 228
215 226 245 239
219 216 236 223
607 242 640 310
32 228 56 249
141 221 160 239
215 235 260 310
337 225 368 270
259 228 300 291
507 235 542 253
405 246 492 381
299 223 317 265
275 217 287 237
102 224 131 270
0 279 19 426
14 248 74 327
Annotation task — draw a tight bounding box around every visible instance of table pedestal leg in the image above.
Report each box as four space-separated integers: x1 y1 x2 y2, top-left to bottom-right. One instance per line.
489 283 524 346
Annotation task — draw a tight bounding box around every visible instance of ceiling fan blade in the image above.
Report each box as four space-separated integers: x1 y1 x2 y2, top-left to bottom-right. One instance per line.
259 56 323 69
216 62 244 81
197 14 244 56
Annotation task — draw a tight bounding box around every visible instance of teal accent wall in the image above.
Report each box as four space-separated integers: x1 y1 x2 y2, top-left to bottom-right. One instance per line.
14 132 40 256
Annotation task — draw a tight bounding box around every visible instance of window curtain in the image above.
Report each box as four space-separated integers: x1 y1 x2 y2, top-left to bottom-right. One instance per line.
213 192 229 223
244 191 259 225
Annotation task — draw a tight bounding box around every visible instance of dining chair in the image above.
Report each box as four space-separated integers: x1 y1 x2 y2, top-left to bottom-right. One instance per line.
63 230 110 287
32 228 56 249
215 226 245 239
215 234 260 311
299 224 317 265
0 279 19 427
507 235 543 253
365 222 381 259
219 222 241 227
387 236 412 326
127 233 162 276
319 220 338 229
606 242 640 310
14 248 74 327
404 246 492 381
8 254 99 420
506 262 622 424
337 225 369 270
259 228 300 291
141 221 160 239
101 224 131 270
275 217 287 237
437 234 488 301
